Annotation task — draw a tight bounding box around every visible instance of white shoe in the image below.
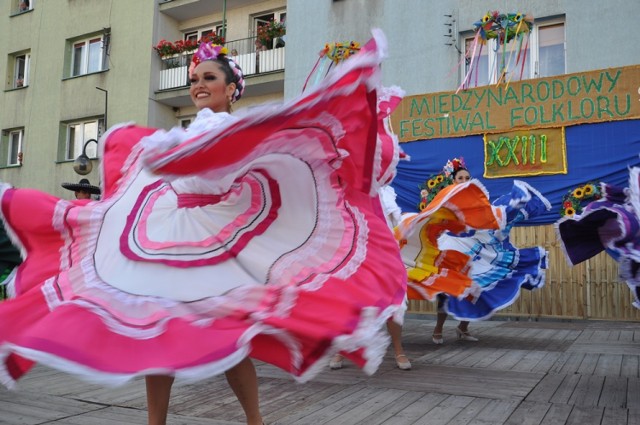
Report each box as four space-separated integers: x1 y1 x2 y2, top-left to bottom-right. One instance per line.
432 333 444 345
456 327 478 341
395 354 412 370
329 354 343 369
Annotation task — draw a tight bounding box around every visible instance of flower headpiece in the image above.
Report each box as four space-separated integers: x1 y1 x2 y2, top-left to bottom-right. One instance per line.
560 182 602 217
189 43 245 103
443 157 467 177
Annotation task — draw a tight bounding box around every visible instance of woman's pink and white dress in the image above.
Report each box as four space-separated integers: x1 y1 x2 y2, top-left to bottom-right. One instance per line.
0 30 407 388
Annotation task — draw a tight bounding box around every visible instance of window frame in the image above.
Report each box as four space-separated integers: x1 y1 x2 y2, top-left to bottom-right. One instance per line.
461 17 565 86
13 53 30 88
184 25 224 43
63 118 104 161
7 129 23 167
69 34 107 78
0 128 24 167
252 10 287 37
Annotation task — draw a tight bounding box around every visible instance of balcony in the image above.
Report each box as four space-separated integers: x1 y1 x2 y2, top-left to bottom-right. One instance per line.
155 36 285 107
158 0 265 22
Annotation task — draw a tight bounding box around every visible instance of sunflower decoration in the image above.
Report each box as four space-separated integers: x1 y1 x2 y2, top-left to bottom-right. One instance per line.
560 182 602 218
417 172 453 211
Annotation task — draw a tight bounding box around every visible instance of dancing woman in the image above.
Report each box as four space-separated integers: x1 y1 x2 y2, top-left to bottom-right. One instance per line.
0 31 407 425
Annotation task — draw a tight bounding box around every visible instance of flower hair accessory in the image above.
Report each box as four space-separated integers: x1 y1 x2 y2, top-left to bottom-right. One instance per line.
189 43 245 103
443 157 467 177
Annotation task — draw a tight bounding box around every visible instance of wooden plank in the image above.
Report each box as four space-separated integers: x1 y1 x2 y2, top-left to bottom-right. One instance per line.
540 403 573 425
526 374 566 403
466 399 520 425
567 375 605 407
594 354 623 377
366 364 543 400
621 355 639 378
273 385 375 425
601 407 628 425
0 391 105 425
370 392 448 425
445 398 491 425
598 376 628 408
411 395 474 425
504 400 552 425
323 388 409 425
576 353 600 375
532 352 563 374
549 374 581 404
564 405 604 425
357 391 429 425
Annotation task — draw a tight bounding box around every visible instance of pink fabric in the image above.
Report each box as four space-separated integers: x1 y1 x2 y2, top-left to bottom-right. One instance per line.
0 30 406 388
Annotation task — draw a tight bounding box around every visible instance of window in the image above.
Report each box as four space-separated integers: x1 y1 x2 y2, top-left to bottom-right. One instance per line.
69 33 109 77
64 118 103 161
1 129 23 167
462 19 565 86
253 11 287 34
180 117 193 128
184 25 223 43
8 51 30 89
13 0 33 14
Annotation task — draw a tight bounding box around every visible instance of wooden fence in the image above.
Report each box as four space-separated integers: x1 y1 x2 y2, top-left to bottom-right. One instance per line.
407 224 640 321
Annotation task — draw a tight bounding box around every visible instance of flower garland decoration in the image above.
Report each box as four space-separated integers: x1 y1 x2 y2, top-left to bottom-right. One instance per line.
321 41 361 64
559 182 602 217
418 172 452 211
459 11 533 91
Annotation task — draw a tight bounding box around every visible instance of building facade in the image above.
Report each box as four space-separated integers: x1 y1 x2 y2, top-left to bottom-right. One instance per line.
0 0 286 197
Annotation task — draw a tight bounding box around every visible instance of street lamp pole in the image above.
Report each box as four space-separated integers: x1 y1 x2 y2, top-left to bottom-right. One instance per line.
73 139 99 175
96 86 108 130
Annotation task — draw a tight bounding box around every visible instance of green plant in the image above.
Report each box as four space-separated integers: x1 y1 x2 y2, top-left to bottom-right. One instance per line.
256 19 286 48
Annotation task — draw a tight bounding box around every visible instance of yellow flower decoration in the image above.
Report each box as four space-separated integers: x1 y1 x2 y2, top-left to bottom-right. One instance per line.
427 179 436 189
436 175 444 183
572 187 584 199
419 201 427 211
564 207 575 217
583 184 594 196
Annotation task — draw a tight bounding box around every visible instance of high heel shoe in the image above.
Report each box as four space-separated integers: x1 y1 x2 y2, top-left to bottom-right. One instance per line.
455 327 478 341
395 354 412 370
432 333 444 345
329 354 343 369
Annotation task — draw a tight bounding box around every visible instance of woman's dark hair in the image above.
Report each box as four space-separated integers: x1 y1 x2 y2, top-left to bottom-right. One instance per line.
209 55 245 103
452 167 469 179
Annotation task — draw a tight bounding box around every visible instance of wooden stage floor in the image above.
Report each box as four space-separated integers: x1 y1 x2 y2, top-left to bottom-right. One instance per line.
1 316 639 424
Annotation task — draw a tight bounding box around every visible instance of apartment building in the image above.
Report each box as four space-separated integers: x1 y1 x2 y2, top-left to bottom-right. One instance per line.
0 0 286 197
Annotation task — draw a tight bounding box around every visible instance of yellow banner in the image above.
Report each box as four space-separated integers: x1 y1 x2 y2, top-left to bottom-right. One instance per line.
391 65 640 141
483 127 567 178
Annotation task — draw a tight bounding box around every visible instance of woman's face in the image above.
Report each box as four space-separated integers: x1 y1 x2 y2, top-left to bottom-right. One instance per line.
189 61 236 113
454 169 471 184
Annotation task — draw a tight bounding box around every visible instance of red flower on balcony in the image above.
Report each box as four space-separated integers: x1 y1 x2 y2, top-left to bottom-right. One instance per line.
153 35 226 58
256 19 286 48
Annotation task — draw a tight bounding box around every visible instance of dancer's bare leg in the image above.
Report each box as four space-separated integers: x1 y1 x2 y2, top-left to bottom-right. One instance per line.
458 320 470 333
386 320 405 357
387 319 411 369
225 357 263 425
146 375 174 425
433 311 447 336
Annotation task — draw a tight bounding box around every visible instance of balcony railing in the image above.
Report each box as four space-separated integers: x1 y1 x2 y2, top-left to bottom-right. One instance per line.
158 36 285 91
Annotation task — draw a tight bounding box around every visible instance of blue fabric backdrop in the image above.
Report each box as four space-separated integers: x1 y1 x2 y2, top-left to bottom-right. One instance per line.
392 119 640 225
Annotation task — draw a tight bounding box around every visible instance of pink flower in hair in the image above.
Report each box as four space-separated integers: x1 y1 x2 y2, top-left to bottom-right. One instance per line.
188 43 228 76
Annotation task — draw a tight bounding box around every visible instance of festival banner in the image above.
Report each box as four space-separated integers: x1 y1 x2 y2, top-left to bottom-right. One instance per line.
483 127 566 178
391 65 640 141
